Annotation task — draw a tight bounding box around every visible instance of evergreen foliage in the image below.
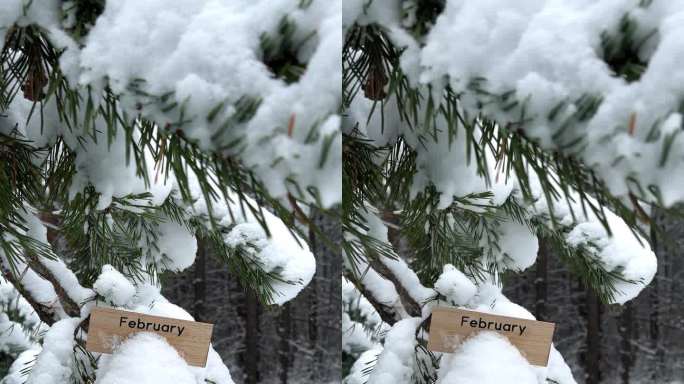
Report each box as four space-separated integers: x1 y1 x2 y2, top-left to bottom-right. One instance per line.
342 1 672 383
0 0 339 382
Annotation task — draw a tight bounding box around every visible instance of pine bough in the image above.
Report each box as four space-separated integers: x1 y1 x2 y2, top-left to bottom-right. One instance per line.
0 0 341 383
342 1 675 383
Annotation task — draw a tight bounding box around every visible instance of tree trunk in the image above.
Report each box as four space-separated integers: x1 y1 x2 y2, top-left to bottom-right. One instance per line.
535 239 549 321
194 238 206 321
245 291 260 384
585 289 602 384
649 225 661 382
618 302 634 384
277 303 292 384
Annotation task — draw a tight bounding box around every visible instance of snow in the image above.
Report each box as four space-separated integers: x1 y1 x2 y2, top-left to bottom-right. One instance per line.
1 0 344 209
434 264 477 306
344 347 382 384
381 251 435 304
132 296 194 322
360 208 436 303
25 318 80 384
88 276 234 384
0 261 234 384
436 332 538 384
19 208 93 304
346 92 515 212
144 221 197 272
181 168 316 305
2 106 176 212
347 0 659 304
220 220 315 305
409 125 512 209
94 332 235 384
0 2 23 45
465 281 576 383
66 126 174 210
382 0 684 207
343 2 666 382
200 349 236 384
565 217 657 304
2 348 40 384
342 277 387 355
51 0 342 206
344 0 402 30
342 277 384 329
366 317 421 384
0 312 34 355
94 333 196 384
545 347 577 384
355 261 404 316
343 209 410 319
526 171 657 304
0 0 60 44
1 0 323 308
118 293 235 384
0 281 43 361
0 280 42 332
342 311 377 354
5 103 173 214
496 220 539 272
0 226 59 319
6 266 57 315
93 265 137 307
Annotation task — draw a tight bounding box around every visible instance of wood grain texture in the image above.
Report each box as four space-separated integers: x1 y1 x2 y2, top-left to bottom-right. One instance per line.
428 307 555 366
86 307 214 367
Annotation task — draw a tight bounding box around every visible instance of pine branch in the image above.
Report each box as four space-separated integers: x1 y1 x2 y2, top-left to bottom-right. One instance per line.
344 270 398 325
343 20 648 241
22 251 80 318
367 256 421 318
0 263 55 325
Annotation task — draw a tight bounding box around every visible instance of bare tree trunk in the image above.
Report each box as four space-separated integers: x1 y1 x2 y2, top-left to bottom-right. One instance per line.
585 290 602 384
535 239 549 321
649 226 661 382
650 207 669 381
618 302 634 384
245 291 260 384
277 304 292 384
194 238 206 321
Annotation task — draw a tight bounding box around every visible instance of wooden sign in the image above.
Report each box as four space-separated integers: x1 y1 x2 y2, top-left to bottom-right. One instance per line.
86 307 214 367
428 307 555 366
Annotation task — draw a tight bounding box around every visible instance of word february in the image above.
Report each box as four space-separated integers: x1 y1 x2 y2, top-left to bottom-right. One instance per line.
86 307 214 367
428 307 555 366
119 316 186 336
461 315 527 336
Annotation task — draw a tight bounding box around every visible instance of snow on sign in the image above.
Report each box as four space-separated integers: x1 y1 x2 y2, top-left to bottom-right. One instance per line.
428 307 555 366
86 307 214 367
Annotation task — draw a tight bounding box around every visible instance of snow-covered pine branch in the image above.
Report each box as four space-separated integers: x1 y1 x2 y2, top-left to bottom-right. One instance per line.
342 195 651 383
341 1 671 382
1 0 339 382
2 0 342 208
0 124 318 381
346 0 684 208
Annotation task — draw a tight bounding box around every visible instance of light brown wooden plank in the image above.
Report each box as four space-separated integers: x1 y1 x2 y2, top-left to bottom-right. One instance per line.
427 307 555 366
85 307 214 367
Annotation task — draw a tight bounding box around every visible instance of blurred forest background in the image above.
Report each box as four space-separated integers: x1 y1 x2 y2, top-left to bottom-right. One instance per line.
504 208 684 384
164 211 341 384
